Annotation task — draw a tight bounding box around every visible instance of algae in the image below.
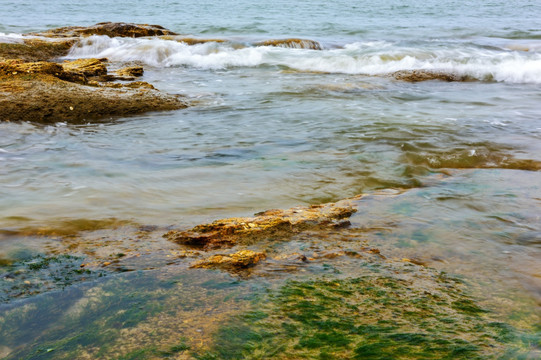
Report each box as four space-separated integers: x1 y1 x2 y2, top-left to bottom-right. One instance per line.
199 270 540 359
0 254 106 303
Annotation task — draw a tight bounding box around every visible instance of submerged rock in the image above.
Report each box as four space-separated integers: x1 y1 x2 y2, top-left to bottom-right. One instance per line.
164 198 358 249
32 22 178 38
255 38 322 50
391 70 471 82
191 250 266 271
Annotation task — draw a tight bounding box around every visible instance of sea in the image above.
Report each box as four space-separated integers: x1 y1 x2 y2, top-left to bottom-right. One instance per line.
0 0 540 357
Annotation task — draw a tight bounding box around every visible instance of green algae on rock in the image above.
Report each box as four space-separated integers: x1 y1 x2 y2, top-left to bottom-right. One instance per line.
199 265 540 359
0 254 107 303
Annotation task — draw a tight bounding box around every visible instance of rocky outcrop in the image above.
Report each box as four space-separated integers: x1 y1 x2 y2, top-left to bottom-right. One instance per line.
0 58 187 123
0 39 75 61
164 198 358 249
62 58 108 77
391 70 471 82
190 250 266 270
115 66 144 77
32 22 178 38
255 38 322 50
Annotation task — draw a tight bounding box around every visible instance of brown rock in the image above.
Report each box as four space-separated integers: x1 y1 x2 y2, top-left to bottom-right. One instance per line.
0 39 75 61
115 66 144 77
164 199 357 249
191 250 266 270
255 38 322 50
0 61 187 123
34 22 178 38
62 58 108 77
160 36 227 46
391 70 470 82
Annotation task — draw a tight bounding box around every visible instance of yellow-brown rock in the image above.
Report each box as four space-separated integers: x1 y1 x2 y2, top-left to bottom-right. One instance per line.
191 250 266 270
33 22 178 38
0 39 75 61
391 70 470 82
115 66 144 77
0 59 187 123
256 38 322 50
164 199 357 249
62 58 108 77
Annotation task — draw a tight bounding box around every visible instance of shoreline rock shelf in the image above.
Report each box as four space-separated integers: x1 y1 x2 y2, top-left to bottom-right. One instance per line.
0 23 190 123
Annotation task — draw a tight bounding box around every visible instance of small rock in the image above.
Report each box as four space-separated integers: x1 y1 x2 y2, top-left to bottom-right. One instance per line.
115 66 144 77
191 250 266 270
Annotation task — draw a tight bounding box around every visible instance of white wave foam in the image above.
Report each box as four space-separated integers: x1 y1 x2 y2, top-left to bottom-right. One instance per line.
66 36 541 84
0 33 24 44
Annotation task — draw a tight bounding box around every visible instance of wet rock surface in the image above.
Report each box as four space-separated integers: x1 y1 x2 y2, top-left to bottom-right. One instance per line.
255 38 323 50
0 56 187 122
32 22 178 38
391 69 472 82
164 197 358 249
191 250 266 271
0 39 75 61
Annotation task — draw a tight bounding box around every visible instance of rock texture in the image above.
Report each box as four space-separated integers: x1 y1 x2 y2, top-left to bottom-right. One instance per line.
0 39 75 61
32 22 178 38
391 70 471 82
0 58 187 123
164 198 358 249
255 38 322 50
191 250 266 270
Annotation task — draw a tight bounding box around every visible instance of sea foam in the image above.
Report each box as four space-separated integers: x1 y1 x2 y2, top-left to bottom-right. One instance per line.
66 36 541 84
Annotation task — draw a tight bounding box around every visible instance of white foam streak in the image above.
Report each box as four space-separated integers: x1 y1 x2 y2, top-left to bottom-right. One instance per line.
67 36 541 84
0 32 24 44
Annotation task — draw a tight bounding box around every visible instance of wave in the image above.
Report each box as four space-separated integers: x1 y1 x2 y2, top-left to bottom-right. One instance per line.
0 33 24 44
65 36 541 84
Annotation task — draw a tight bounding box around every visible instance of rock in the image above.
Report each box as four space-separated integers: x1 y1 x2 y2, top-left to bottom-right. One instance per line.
0 39 75 61
190 250 266 270
160 36 227 46
391 70 470 82
62 58 108 77
115 66 144 77
33 22 178 38
255 38 322 50
0 58 86 83
164 199 357 249
0 59 187 123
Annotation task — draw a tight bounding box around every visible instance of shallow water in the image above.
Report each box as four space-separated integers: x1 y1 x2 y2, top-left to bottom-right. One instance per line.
1 0 541 357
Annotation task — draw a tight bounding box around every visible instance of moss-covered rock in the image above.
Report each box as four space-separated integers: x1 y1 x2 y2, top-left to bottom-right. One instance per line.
199 269 540 359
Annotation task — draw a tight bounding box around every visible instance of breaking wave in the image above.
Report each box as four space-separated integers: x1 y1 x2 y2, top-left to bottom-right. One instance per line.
66 35 541 84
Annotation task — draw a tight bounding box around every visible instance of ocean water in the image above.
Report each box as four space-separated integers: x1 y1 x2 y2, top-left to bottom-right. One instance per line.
0 0 540 304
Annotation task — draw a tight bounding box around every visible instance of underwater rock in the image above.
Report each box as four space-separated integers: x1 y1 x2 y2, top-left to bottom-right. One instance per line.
32 22 178 38
391 70 470 82
0 59 187 123
255 38 322 50
164 198 358 249
191 250 266 270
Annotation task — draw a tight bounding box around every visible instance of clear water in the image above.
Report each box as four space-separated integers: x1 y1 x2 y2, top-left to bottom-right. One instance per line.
0 0 540 300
